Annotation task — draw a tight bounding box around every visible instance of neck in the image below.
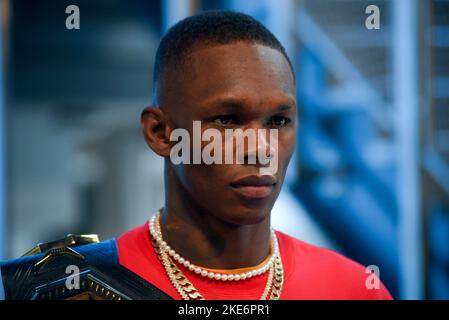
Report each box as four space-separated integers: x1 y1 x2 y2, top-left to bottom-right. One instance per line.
161 168 272 270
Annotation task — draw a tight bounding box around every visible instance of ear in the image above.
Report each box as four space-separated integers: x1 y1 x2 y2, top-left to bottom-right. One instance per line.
140 106 172 157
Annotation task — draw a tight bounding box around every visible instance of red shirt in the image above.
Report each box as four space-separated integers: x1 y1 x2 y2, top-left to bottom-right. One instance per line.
117 221 393 300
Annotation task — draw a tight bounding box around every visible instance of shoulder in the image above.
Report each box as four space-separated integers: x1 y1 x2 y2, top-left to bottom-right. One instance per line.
116 222 151 262
117 222 147 243
277 230 364 272
275 230 393 300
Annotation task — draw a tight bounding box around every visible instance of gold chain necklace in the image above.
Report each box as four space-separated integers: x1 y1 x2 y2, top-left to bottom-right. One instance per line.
149 213 284 300
149 210 278 281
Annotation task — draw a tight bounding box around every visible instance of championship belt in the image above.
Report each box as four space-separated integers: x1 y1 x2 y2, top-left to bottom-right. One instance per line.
0 235 172 300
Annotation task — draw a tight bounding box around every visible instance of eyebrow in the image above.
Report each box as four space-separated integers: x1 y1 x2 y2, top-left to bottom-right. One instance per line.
205 97 296 112
277 104 293 112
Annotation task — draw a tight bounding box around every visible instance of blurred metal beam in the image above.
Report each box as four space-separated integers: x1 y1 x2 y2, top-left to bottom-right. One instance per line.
424 148 449 196
295 9 391 132
393 0 424 299
265 0 295 60
162 0 197 33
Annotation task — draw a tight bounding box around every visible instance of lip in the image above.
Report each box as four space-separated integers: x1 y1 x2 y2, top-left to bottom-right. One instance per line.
230 175 277 199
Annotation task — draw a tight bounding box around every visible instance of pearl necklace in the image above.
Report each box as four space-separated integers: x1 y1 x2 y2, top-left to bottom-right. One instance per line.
149 211 280 282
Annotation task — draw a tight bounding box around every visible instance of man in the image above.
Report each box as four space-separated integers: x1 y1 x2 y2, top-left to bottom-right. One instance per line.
1 11 392 300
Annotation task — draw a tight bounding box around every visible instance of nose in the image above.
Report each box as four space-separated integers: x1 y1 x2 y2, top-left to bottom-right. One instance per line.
244 127 276 166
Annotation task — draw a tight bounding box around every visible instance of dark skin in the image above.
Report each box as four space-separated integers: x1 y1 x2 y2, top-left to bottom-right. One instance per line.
141 41 297 269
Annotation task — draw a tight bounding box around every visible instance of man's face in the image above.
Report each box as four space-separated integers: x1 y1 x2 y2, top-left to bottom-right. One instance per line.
161 41 297 225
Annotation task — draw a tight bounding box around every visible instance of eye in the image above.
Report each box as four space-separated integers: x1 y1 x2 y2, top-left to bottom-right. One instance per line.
268 116 291 127
213 115 237 125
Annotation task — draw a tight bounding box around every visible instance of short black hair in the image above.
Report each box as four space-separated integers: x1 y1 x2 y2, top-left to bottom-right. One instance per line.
153 10 295 97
